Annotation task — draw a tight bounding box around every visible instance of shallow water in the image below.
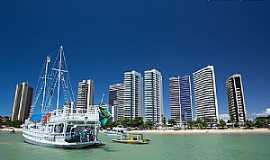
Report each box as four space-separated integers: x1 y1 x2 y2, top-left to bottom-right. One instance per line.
0 132 270 160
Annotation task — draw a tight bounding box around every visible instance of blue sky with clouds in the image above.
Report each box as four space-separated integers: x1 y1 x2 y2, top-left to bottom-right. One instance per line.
0 0 269 118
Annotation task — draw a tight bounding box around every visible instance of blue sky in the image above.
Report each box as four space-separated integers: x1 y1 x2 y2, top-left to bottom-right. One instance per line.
0 0 269 119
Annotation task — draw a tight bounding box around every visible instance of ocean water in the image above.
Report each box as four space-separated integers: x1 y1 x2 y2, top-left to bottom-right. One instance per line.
0 132 270 160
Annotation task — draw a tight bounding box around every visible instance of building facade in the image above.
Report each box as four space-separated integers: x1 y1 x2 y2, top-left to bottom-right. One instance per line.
193 66 219 125
144 69 163 125
169 77 181 125
76 80 94 110
109 83 125 121
11 82 33 122
123 71 143 119
226 74 247 126
169 76 193 125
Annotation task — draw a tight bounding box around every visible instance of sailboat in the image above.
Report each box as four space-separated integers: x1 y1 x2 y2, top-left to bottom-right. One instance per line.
22 46 110 148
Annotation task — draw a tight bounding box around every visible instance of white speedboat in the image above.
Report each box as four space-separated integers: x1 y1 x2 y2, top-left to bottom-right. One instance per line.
22 46 110 149
105 125 127 136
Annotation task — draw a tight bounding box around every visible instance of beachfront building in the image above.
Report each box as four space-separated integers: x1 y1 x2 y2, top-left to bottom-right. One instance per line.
193 66 219 125
11 82 33 122
109 83 125 121
123 70 143 119
226 74 247 126
169 75 192 126
76 80 94 110
144 69 164 125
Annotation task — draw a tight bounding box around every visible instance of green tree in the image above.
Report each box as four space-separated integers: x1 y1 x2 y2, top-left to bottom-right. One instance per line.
195 119 207 129
245 120 254 129
132 117 144 128
162 117 166 126
218 119 226 129
167 119 176 126
144 120 154 129
187 121 195 129
2 120 22 128
254 116 270 128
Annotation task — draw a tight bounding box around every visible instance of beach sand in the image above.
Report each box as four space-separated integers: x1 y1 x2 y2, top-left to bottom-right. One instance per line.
0 127 22 132
128 128 270 135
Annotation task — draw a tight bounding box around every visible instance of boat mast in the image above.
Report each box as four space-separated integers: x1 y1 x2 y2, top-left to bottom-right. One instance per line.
56 46 63 113
41 56 50 113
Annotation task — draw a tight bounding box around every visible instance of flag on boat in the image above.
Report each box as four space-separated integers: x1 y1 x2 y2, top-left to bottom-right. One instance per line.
98 105 111 126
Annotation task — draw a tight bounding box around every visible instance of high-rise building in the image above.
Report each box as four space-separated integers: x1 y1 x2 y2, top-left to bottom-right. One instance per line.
76 80 94 110
169 75 192 125
123 70 142 119
109 83 124 121
169 77 181 125
193 66 219 125
144 69 163 125
226 74 247 126
11 82 33 122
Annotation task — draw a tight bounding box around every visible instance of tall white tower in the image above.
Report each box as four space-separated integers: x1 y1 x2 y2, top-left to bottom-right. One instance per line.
144 69 163 125
193 66 219 125
123 70 143 119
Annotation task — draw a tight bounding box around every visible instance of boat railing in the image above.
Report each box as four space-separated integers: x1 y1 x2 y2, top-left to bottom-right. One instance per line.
49 108 99 122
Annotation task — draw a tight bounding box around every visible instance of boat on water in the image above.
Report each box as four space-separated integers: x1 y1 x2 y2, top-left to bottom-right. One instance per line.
23 107 103 148
112 133 150 144
105 125 127 136
22 46 111 149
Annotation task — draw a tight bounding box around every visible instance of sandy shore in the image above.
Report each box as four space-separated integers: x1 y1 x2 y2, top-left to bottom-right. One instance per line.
1 128 270 134
0 127 22 132
128 128 270 135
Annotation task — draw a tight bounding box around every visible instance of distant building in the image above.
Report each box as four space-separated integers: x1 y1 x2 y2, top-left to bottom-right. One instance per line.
144 69 163 125
169 75 192 125
0 116 10 123
193 66 219 125
109 83 124 121
226 74 247 126
11 82 33 122
76 80 94 110
123 70 143 119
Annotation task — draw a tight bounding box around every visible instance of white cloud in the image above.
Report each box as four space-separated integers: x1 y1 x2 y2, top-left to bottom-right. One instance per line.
219 113 230 121
255 108 270 117
265 108 270 115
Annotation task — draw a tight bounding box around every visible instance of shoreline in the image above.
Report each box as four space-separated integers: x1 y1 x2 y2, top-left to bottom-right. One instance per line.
128 128 270 135
1 128 270 135
0 127 22 132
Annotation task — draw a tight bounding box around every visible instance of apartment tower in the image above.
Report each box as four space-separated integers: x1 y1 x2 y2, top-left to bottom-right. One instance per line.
144 69 163 125
226 74 247 126
76 80 94 110
109 83 125 121
193 66 219 125
169 75 192 125
123 71 142 119
11 82 33 122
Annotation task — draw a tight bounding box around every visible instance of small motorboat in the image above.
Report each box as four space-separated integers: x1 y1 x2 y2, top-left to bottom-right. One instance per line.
112 133 149 144
105 125 127 136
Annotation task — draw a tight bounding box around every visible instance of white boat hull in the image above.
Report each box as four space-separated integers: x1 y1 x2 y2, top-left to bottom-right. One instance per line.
23 135 103 149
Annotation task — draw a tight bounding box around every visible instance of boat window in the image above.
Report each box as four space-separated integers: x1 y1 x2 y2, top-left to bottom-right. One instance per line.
54 123 64 133
66 125 73 132
48 125 53 133
68 121 84 124
86 121 95 124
